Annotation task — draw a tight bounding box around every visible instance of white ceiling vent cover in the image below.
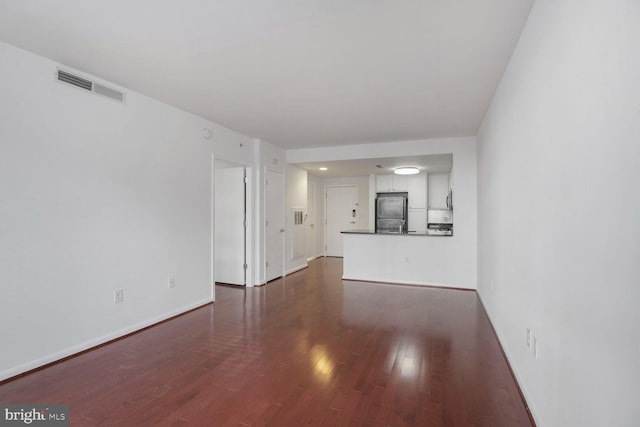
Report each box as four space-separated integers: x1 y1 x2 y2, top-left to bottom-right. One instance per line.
56 69 126 104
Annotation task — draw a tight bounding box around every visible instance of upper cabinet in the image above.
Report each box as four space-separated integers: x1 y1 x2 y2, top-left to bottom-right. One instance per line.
375 174 392 192
408 174 426 209
393 175 409 192
376 173 425 207
376 174 409 192
428 172 451 209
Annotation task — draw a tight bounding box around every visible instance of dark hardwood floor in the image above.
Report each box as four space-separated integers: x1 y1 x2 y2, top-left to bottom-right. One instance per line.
0 258 532 426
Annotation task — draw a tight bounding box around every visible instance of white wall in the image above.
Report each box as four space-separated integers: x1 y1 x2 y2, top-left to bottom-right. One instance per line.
288 137 477 288
0 41 255 380
476 2 640 426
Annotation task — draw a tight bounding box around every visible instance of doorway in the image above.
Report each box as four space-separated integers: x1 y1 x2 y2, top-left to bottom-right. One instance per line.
214 161 249 286
325 185 359 257
306 181 317 261
265 169 285 282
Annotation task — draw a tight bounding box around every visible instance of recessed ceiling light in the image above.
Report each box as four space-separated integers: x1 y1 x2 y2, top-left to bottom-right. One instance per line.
394 167 419 175
319 167 328 171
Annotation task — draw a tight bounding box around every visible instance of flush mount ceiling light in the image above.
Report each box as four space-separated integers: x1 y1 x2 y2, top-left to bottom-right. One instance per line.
394 167 419 175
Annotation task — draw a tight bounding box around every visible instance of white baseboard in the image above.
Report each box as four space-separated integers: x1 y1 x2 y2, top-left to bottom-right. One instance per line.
476 292 540 426
341 275 471 290
0 298 213 382
286 263 308 275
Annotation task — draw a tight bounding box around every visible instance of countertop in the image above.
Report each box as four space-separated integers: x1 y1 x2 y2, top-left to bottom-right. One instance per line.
341 229 430 236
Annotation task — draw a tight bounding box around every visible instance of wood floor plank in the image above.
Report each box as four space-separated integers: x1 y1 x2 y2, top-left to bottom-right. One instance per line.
0 258 533 426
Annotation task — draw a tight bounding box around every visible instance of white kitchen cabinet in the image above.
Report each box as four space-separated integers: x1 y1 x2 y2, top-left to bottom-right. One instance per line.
408 174 426 209
428 173 450 209
376 175 393 192
376 174 409 192
408 208 427 233
391 175 409 191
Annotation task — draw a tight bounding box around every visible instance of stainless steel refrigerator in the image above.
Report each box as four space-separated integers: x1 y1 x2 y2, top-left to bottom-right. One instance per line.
375 193 408 233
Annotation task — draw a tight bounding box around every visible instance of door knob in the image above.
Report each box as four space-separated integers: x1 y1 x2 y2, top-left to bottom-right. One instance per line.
280 228 285 232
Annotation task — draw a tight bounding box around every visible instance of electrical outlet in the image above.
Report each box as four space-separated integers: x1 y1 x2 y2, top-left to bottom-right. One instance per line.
168 277 175 288
114 289 124 304
533 336 538 359
526 328 531 347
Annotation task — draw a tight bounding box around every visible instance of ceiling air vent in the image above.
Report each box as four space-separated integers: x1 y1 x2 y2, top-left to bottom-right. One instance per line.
57 69 93 91
56 68 126 104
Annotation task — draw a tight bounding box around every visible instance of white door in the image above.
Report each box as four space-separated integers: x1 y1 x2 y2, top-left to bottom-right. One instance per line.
265 169 285 282
325 185 358 257
306 181 316 260
215 167 246 285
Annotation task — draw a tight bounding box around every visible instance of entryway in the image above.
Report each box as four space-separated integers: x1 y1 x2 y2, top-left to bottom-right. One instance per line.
324 185 358 257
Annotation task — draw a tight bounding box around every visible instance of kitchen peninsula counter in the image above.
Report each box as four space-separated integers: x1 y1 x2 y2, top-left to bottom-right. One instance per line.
341 230 473 289
341 229 429 236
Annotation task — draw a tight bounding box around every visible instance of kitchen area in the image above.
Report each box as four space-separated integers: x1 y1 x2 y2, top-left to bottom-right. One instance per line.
340 155 470 288
342 161 454 237
373 170 453 236
294 141 477 290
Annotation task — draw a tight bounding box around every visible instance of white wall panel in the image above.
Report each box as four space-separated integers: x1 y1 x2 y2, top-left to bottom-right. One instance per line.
477 1 640 425
0 41 255 380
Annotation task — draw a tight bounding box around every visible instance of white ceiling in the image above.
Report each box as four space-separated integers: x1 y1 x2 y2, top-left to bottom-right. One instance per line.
0 1 534 150
299 154 452 178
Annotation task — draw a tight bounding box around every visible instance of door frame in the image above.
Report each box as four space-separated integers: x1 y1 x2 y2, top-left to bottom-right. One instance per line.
264 168 285 283
307 180 317 261
213 159 253 287
324 184 359 257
